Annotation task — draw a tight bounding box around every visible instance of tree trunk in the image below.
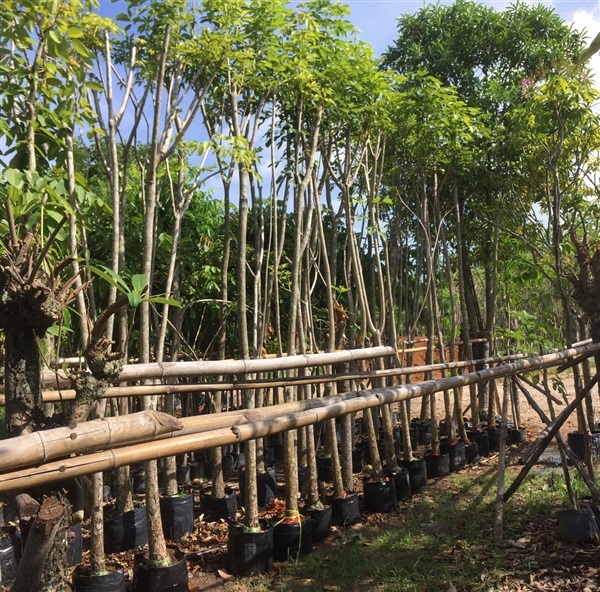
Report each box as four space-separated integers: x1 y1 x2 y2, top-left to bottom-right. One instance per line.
12 497 66 592
4 326 42 438
90 472 106 574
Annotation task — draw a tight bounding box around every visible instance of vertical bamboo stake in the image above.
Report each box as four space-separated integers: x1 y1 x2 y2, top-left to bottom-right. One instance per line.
494 377 511 540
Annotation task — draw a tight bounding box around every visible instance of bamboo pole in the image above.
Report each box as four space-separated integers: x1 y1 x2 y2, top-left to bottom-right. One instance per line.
0 410 182 471
6 352 533 407
2 344 599 491
37 346 398 388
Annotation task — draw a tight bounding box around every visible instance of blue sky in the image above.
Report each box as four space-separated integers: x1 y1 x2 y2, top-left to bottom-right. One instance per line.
98 0 600 77
343 0 600 62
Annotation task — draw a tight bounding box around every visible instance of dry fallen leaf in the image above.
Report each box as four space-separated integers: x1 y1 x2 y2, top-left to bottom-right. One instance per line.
324 586 341 591
217 568 235 581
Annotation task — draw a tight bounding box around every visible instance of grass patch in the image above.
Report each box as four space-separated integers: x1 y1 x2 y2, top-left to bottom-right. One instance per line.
248 466 572 592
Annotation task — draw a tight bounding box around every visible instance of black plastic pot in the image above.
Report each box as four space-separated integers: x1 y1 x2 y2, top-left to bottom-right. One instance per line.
272 441 285 461
176 464 191 485
133 550 188 592
567 431 600 462
409 424 420 450
568 431 586 461
394 429 404 456
237 453 246 469
317 455 333 482
362 436 385 464
189 462 205 481
0 529 21 586
352 445 365 473
272 516 312 561
264 445 276 465
201 488 237 522
132 472 146 495
465 441 480 465
363 479 397 513
303 505 332 543
440 441 467 472
402 458 427 494
238 467 277 509
388 468 411 502
412 419 432 447
439 419 457 439
226 522 273 576
469 430 490 458
354 419 363 436
424 452 450 478
160 494 194 541
510 428 528 444
222 453 235 476
331 492 361 526
104 505 148 553
72 564 126 592
557 508 600 543
487 427 500 453
68 522 83 566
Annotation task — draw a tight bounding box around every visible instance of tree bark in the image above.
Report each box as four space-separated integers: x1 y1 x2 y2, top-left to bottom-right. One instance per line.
12 497 66 592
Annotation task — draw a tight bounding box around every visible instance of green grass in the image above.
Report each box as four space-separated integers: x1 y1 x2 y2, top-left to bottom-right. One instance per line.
240 467 573 592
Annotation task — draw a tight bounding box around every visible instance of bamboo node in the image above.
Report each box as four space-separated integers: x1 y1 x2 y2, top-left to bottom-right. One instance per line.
70 433 77 440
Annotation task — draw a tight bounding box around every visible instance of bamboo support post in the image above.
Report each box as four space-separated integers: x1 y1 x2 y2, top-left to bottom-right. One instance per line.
504 372 600 502
514 376 600 505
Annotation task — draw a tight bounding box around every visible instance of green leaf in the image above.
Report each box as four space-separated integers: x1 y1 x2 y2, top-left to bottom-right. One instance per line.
148 296 182 307
5 169 23 189
47 325 73 336
87 265 130 293
71 38 90 57
127 292 143 308
131 273 148 294
67 27 84 39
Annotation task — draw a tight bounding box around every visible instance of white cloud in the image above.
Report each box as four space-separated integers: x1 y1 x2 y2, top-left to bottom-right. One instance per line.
571 5 600 89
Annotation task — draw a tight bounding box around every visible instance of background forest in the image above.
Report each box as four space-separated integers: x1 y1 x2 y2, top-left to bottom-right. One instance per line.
1 0 599 366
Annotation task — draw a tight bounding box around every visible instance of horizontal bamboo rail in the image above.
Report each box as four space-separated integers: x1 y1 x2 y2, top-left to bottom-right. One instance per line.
5 352 532 407
0 411 182 471
2 343 598 492
0 354 529 470
35 345 398 391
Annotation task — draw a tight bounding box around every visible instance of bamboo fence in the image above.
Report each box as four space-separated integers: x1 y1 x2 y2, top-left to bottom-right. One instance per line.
2 343 598 492
0 352 532 406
